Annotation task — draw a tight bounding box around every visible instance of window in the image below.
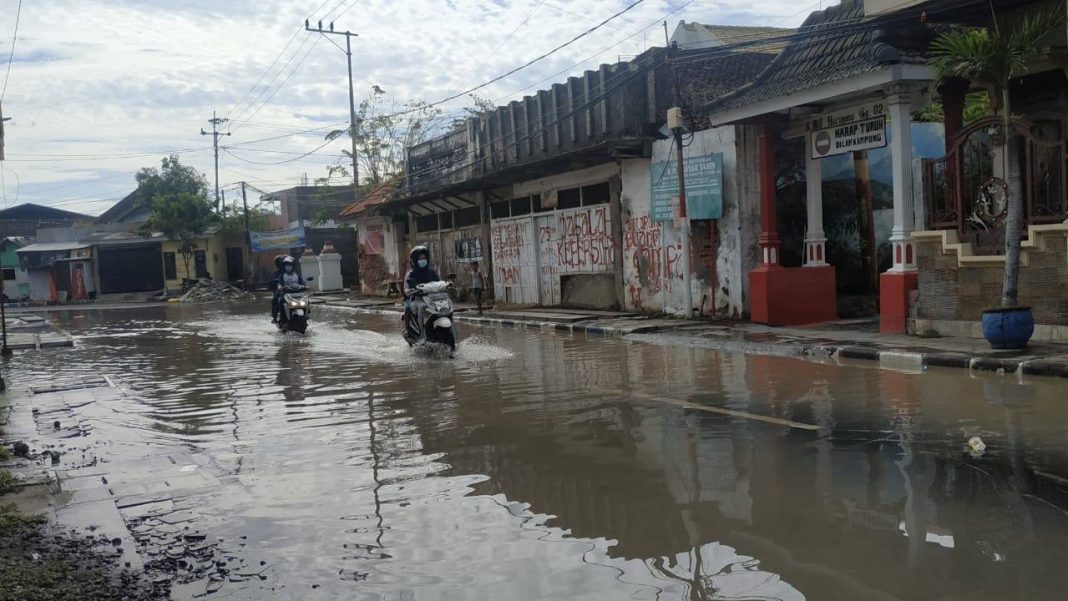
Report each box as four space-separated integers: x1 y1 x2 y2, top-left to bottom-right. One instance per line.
581 182 610 206
163 252 177 280
510 196 531 216
416 213 438 232
2 269 15 281
454 206 481 228
557 188 581 210
491 200 510 219
439 211 454 230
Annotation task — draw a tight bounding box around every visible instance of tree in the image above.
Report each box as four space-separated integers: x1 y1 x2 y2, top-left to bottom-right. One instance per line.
147 192 215 280
929 5 1065 308
137 157 215 280
218 205 270 243
135 155 209 209
324 86 446 187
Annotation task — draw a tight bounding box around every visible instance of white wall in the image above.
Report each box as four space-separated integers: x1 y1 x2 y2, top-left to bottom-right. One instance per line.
620 125 757 317
490 164 621 306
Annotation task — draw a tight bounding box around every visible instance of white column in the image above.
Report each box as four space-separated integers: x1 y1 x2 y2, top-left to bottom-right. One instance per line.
887 88 917 272
804 152 827 266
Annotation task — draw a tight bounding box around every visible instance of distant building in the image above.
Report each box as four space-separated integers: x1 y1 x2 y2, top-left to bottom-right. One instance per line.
0 202 94 239
1 236 30 300
96 189 152 224
669 22 790 51
260 185 354 229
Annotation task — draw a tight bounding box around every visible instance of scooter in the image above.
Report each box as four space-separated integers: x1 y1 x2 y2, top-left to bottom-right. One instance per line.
403 276 457 353
276 282 312 334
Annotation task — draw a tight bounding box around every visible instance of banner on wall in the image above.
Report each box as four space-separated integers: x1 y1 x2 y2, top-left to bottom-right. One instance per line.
650 153 724 222
249 226 306 253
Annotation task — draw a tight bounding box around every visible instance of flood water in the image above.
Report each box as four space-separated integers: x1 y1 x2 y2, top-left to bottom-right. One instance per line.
9 303 1068 600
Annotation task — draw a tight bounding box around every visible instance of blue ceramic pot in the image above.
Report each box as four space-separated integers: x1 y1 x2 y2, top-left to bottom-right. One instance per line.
981 307 1035 350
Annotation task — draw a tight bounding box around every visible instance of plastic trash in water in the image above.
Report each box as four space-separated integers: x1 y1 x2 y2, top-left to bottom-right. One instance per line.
968 436 987 456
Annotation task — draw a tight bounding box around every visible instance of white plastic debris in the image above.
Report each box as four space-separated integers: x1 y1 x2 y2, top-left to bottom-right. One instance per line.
968 436 987 454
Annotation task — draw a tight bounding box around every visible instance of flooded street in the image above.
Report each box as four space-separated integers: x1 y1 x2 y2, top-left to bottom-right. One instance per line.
9 303 1068 600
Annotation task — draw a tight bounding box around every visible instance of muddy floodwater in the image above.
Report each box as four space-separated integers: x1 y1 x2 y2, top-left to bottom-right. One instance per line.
10 303 1068 600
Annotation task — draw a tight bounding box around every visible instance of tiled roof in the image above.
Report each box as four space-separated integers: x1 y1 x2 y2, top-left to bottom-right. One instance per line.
339 179 400 218
709 0 934 112
674 23 792 52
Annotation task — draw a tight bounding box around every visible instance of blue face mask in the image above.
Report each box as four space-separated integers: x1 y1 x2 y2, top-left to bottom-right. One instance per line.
284 265 293 273
417 259 428 269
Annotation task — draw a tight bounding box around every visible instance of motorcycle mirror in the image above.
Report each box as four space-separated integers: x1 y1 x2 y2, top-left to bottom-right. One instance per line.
447 273 457 280
306 276 314 281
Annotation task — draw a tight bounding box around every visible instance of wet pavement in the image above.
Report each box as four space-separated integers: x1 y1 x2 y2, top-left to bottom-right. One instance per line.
5 302 1068 599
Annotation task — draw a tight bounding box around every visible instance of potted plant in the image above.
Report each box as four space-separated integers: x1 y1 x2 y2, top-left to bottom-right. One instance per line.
929 6 1064 349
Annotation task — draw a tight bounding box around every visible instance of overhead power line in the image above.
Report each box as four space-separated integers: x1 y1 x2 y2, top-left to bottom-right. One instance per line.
1 0 23 103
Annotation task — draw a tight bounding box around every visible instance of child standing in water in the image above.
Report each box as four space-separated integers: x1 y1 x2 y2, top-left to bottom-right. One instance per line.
470 261 484 316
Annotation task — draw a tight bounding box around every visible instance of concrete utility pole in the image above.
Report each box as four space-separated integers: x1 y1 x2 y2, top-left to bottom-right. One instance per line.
670 107 694 319
201 110 230 212
305 19 360 202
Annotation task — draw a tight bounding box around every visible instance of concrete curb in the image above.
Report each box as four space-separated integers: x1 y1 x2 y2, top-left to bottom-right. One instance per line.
323 301 1068 380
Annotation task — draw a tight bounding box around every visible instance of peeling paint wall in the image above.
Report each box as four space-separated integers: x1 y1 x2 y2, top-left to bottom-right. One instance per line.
354 216 402 295
620 125 758 317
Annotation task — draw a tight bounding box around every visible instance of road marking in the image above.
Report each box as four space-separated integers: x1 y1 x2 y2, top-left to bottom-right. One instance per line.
601 389 821 431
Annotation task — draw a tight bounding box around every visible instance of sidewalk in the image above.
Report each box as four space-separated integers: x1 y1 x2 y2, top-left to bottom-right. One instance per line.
325 297 1068 379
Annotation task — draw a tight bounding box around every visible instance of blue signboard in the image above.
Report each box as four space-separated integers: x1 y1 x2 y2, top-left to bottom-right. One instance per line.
650 153 724 222
249 226 306 253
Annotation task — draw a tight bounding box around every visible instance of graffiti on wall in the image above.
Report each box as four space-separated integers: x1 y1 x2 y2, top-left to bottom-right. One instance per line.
491 222 525 264
623 215 682 308
556 206 614 272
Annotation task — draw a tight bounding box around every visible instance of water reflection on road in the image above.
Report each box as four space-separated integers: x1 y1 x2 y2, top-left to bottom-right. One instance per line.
10 303 1068 600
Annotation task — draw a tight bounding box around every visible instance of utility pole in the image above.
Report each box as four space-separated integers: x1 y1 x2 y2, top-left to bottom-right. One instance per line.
0 105 11 391
241 181 253 289
670 109 694 319
305 19 360 202
201 110 230 212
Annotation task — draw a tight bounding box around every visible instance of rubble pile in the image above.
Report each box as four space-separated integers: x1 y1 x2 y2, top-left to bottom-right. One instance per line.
173 280 254 303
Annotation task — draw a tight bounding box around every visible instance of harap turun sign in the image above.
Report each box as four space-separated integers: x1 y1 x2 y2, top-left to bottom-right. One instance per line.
807 100 887 159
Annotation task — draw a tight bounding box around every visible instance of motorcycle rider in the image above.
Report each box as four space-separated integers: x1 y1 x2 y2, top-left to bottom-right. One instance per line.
403 245 440 329
270 256 305 323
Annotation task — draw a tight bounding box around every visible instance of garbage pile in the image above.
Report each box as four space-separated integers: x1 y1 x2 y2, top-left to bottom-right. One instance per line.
171 279 254 303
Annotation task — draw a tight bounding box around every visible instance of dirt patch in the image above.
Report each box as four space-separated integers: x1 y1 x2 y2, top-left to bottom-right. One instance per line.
0 506 169 601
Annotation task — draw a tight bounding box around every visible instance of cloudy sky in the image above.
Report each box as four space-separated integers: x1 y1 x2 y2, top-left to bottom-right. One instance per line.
0 0 818 216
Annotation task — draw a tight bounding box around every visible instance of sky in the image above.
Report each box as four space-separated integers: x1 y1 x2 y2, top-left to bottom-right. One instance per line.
0 0 821 216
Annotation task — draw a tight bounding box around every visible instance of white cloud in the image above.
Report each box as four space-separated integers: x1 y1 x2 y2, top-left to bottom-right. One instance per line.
0 0 821 215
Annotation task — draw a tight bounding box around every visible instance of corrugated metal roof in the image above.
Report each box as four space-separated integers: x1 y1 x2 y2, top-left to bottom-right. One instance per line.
16 241 90 253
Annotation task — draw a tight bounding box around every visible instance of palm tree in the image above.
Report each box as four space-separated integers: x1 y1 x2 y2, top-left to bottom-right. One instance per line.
929 5 1065 308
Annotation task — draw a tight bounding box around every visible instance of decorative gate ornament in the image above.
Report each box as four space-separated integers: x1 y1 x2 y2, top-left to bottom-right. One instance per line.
974 177 1009 229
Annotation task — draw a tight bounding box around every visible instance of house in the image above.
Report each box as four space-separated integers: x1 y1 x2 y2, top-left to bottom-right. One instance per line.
873 0 1068 341
705 0 940 331
260 185 354 228
96 189 153 224
1 236 30 300
15 240 96 302
0 202 93 239
391 24 787 314
339 179 405 295
159 226 232 290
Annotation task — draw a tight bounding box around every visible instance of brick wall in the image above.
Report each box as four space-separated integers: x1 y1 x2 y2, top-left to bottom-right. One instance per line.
915 231 1068 324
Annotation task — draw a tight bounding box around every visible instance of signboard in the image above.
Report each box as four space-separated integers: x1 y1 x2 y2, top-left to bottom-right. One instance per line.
249 226 306 253
650 153 724 222
808 101 887 159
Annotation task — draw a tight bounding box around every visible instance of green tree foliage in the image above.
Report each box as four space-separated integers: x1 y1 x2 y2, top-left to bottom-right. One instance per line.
913 92 993 124
134 155 209 210
218 205 270 242
928 5 1064 308
137 156 215 280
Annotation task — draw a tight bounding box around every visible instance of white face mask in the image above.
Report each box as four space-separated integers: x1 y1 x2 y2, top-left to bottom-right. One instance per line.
284 265 293 273
417 259 428 268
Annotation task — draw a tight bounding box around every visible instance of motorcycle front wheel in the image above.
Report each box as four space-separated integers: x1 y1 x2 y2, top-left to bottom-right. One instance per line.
289 315 308 334
428 326 456 351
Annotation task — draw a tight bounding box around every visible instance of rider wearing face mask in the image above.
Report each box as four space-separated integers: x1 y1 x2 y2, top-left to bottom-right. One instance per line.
270 256 304 323
403 246 440 326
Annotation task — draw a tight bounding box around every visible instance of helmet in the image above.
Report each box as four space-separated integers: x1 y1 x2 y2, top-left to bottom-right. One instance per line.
409 245 429 268
282 256 296 266
274 254 293 270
